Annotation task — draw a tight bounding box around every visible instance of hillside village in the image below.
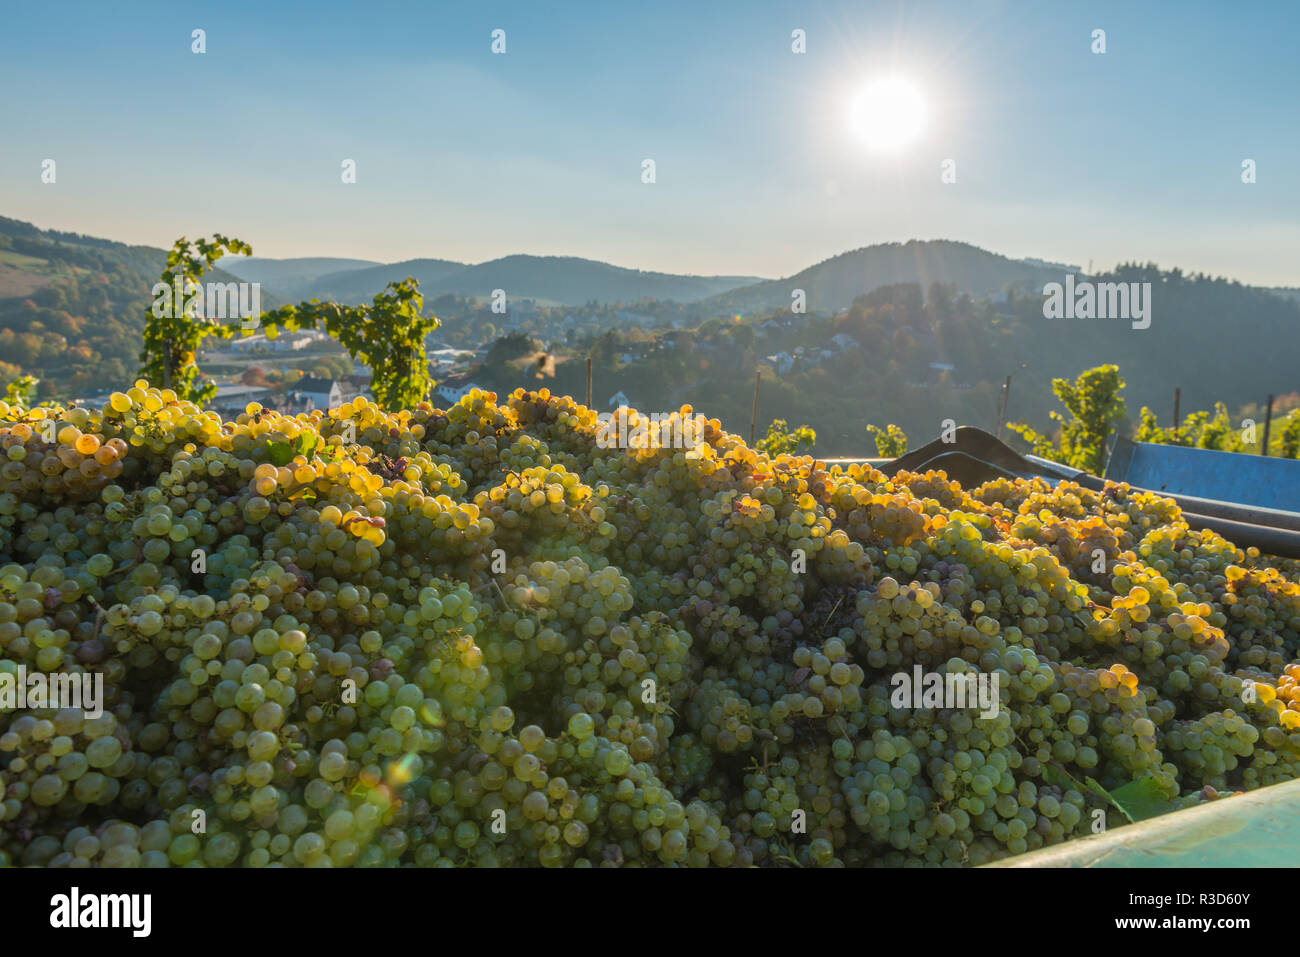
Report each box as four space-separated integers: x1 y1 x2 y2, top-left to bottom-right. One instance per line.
3 214 1296 457
61 289 986 428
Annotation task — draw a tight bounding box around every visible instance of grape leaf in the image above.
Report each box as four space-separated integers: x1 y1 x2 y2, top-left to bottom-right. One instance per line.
292 433 318 459
266 440 294 466
1107 776 1179 822
1085 775 1178 824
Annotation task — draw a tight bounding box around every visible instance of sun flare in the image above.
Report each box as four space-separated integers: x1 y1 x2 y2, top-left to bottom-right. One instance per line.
850 76 926 152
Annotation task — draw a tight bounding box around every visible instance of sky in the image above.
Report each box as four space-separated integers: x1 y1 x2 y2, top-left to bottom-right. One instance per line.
1 0 1297 284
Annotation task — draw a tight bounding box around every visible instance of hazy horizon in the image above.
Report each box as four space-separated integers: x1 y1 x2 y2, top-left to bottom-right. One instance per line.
11 218 1295 292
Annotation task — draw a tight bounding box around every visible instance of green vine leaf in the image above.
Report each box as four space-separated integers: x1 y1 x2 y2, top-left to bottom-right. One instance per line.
293 433 318 459
1085 774 1178 824
266 440 295 467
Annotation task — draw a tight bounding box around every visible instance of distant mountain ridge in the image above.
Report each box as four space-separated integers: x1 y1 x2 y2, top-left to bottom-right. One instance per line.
224 254 767 307
420 255 765 307
3 213 1297 417
5 216 1291 316
229 241 1077 313
221 257 384 295
236 258 471 303
693 240 1072 316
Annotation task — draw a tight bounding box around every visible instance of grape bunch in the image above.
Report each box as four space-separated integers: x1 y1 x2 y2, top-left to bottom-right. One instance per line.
1 381 1299 868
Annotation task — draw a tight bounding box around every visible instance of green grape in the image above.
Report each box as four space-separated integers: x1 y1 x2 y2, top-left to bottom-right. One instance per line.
2 384 1298 870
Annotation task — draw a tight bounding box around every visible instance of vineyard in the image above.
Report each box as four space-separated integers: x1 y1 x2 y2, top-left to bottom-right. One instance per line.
0 382 1298 867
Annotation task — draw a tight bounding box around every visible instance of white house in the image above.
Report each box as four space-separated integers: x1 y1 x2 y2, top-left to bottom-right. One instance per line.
296 377 344 412
929 361 956 372
437 380 481 405
829 333 860 352
608 390 630 409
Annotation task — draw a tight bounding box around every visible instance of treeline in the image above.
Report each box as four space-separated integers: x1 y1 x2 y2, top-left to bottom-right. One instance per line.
0 220 259 398
752 362 1299 493
2 213 1296 454
471 282 1009 455
0 226 160 397
467 270 1299 459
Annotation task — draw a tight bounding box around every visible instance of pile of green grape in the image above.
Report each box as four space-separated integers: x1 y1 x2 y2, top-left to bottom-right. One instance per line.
0 383 1297 867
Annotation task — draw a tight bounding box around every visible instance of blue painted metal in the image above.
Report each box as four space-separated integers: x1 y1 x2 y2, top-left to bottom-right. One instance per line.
1106 437 1300 515
989 776 1300 868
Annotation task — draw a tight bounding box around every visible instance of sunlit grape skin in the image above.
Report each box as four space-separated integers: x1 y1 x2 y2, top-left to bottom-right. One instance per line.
1 383 1299 868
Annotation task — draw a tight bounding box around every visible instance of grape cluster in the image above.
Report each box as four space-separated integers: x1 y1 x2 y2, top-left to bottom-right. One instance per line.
1 383 1299 868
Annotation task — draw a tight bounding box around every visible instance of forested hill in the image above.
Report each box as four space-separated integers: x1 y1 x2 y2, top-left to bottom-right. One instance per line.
691 239 1071 316
221 254 765 307
213 257 384 297
1 215 1295 442
0 216 273 399
479 271 1300 457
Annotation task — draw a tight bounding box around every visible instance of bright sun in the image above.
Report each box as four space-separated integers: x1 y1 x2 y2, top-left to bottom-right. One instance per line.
850 76 926 152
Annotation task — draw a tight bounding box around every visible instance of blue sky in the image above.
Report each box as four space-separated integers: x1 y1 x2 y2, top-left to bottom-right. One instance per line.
1 0 1296 284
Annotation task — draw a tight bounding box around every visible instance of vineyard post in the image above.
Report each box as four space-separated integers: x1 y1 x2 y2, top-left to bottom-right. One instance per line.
585 357 592 408
162 256 179 390
410 334 418 402
750 371 760 446
1262 394 1274 456
995 375 1011 439
1172 387 1180 428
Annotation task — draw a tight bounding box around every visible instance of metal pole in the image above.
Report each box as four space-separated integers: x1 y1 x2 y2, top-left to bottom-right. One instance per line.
996 375 1011 439
1262 394 1274 456
750 371 760 447
1172 387 1180 429
585 357 592 408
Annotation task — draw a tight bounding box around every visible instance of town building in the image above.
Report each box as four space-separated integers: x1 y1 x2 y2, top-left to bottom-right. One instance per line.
294 377 345 412
436 373 482 405
211 384 274 414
